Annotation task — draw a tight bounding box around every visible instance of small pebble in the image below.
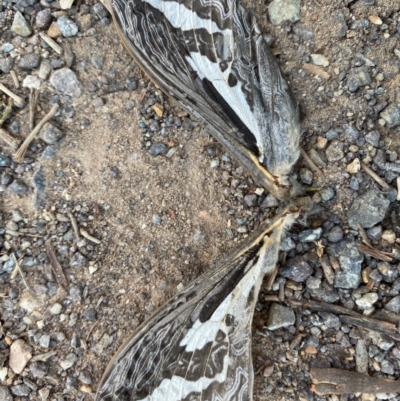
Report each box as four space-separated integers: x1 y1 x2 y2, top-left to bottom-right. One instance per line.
11 11 32 37
266 303 295 330
9 180 29 195
36 9 52 29
347 158 360 174
57 16 79 37
148 143 167 156
19 53 41 70
9 339 32 374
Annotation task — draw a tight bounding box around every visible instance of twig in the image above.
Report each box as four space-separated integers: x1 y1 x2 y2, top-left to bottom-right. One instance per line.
357 222 372 248
0 97 13 127
45 240 68 290
361 161 390 189
80 229 101 244
358 243 393 263
13 103 59 162
300 147 324 176
39 32 63 55
11 253 29 289
10 70 19 88
310 368 400 395
0 128 20 151
68 212 80 240
0 83 24 106
265 264 279 291
31 351 57 362
29 89 39 130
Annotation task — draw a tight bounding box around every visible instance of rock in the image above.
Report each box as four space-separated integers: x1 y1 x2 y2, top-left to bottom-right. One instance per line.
321 187 335 201
377 262 399 283
347 68 371 92
22 75 41 89
39 334 50 348
347 190 390 230
300 168 313 184
0 386 13 401
9 180 29 195
385 296 400 313
380 104 400 127
9 339 32 374
325 141 344 162
0 155 12 167
125 77 138 91
298 228 322 242
11 11 32 37
328 226 343 243
355 293 378 309
280 256 313 282
39 123 64 144
268 0 301 25
10 384 30 397
365 131 380 147
382 230 396 244
30 361 49 378
71 252 87 268
356 339 368 373
328 241 363 289
47 22 62 39
50 68 82 98
306 276 321 290
244 194 257 207
347 158 360 173
367 225 382 241
0 58 13 73
266 303 295 330
148 143 167 156
60 0 75 10
36 8 52 29
83 307 97 321
343 125 360 142
60 353 78 370
19 53 41 70
57 16 78 37
309 149 327 167
50 303 62 314
310 54 329 67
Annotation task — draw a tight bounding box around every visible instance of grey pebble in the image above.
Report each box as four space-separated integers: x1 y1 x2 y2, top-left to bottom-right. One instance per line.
300 168 313 185
343 125 360 142
51 59 65 69
125 77 138 91
349 176 359 191
380 104 400 128
0 58 13 73
19 53 41 70
347 189 390 230
57 15 78 37
10 384 30 397
83 307 97 321
325 140 344 162
356 339 368 373
0 386 13 401
325 129 338 140
280 256 313 283
78 369 92 384
367 225 382 241
320 312 341 329
71 252 87 268
35 8 51 29
381 360 395 375
320 187 335 201
347 67 371 92
148 143 167 156
30 361 48 378
11 11 32 37
385 296 400 313
261 194 278 208
268 0 301 25
244 194 257 207
39 123 64 144
50 68 83 98
377 262 399 283
39 59 51 80
93 2 109 18
329 241 363 289
266 303 295 330
309 149 327 168
39 334 50 348
365 131 380 147
92 97 104 108
328 226 343 243
298 228 322 242
91 55 104 70
1 172 13 186
306 276 321 290
125 100 136 111
0 155 12 167
9 180 29 195
152 214 162 225
350 19 370 30
280 236 296 252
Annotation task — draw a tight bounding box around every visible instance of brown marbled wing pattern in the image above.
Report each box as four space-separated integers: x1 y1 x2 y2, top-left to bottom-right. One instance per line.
96 210 298 401
110 0 301 199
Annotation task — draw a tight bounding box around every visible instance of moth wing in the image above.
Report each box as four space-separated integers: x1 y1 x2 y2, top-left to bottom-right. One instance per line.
111 0 300 197
96 213 296 401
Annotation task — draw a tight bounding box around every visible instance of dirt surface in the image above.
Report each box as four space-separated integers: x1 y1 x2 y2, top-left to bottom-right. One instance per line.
1 0 400 400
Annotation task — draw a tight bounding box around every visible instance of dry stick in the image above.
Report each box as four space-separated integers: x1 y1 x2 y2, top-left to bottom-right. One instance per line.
300 147 324 176
0 128 20 151
10 70 19 88
310 368 400 395
0 83 24 106
0 97 13 127
39 32 62 55
80 229 101 244
361 161 390 189
45 240 68 290
67 212 80 240
14 103 59 162
11 253 29 289
29 89 39 130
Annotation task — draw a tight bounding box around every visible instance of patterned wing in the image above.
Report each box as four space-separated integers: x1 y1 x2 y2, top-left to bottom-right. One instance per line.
111 0 300 199
95 209 298 401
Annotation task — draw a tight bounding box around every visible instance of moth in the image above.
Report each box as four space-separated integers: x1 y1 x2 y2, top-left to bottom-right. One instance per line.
103 0 301 200
96 206 300 401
